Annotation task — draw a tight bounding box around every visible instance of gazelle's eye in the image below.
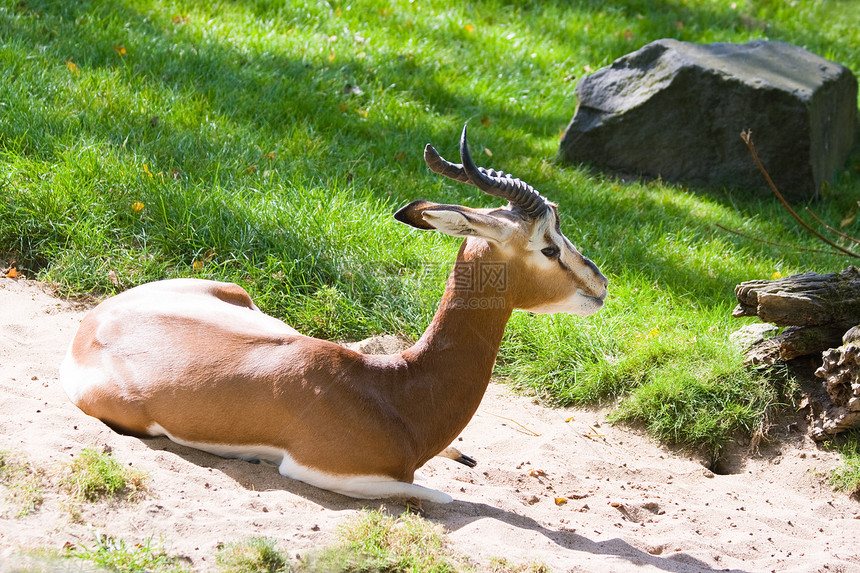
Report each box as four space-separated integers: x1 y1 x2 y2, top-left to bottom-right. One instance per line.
540 245 560 259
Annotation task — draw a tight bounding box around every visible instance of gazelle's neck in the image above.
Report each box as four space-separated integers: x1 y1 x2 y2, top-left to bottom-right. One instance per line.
399 240 514 462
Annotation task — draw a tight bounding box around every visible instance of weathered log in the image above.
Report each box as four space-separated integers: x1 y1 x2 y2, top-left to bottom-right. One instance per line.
811 326 860 438
733 266 860 327
744 324 848 366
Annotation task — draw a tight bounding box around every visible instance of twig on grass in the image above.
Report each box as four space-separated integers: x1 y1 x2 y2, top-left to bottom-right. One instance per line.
713 223 835 255
740 129 860 259
803 206 860 247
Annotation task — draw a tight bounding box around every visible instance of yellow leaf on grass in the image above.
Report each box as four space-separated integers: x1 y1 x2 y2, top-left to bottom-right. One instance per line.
192 260 204 271
131 201 145 213
66 61 80 74
772 271 783 280
646 327 660 339
143 164 153 178
464 24 475 33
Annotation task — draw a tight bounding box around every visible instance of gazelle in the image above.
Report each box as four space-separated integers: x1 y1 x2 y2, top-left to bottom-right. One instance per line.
60 125 608 503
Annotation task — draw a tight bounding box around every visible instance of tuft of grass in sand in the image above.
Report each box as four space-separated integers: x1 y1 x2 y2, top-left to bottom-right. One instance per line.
216 537 291 573
62 446 148 503
302 509 467 572
67 532 190 573
827 430 860 495
0 450 46 517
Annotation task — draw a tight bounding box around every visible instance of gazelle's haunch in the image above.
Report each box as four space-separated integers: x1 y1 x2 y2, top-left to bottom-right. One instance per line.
60 125 608 503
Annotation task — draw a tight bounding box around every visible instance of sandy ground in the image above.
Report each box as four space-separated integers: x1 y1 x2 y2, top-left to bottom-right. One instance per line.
1 276 860 572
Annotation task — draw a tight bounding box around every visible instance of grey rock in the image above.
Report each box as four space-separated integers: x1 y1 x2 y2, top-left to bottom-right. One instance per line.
560 39 858 200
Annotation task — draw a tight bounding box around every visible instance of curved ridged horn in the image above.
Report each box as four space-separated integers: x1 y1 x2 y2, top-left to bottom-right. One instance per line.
423 125 549 219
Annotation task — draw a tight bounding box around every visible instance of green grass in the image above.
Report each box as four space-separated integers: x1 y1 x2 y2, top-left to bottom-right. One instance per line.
216 538 291 573
62 447 147 502
305 509 468 573
828 430 860 495
1 0 859 461
67 532 190 573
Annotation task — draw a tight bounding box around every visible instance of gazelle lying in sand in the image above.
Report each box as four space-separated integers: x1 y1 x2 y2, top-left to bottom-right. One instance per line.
60 125 608 503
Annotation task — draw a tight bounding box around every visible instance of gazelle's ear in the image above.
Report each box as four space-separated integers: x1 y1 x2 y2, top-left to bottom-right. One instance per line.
394 200 516 243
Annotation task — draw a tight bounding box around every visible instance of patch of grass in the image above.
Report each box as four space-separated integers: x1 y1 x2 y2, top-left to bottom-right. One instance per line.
306 509 468 573
0 450 46 517
487 558 551 573
216 538 291 573
62 447 147 502
609 347 791 462
67 532 190 573
828 430 860 495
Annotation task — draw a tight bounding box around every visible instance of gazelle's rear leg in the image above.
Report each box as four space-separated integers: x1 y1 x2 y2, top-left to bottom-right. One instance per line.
439 446 477 468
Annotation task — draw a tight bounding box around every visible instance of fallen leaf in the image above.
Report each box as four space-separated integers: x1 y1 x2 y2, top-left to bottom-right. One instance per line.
108 270 119 287
480 117 491 126
142 164 153 178
6 267 18 278
192 260 204 271
66 61 80 74
464 24 475 33
565 416 575 423
483 147 493 157
131 201 145 213
528 468 546 478
623 29 634 40
840 214 855 228
555 497 568 506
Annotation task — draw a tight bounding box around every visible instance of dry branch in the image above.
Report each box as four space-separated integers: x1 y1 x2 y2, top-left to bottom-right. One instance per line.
740 130 860 259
